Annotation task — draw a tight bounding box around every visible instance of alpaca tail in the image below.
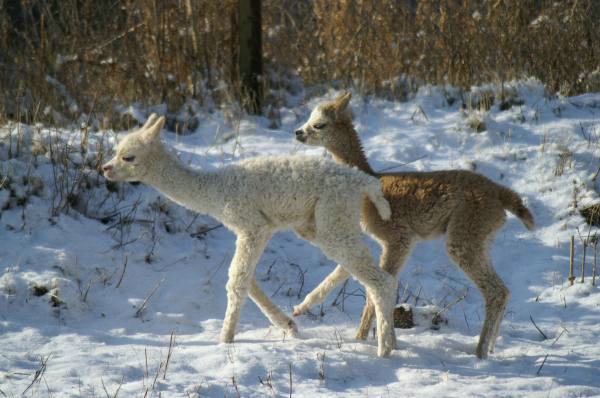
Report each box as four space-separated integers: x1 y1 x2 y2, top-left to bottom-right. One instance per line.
498 186 534 230
365 180 392 221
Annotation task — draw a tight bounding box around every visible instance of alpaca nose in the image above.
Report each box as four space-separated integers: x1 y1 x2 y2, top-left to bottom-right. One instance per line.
295 130 307 142
294 130 306 142
102 164 113 173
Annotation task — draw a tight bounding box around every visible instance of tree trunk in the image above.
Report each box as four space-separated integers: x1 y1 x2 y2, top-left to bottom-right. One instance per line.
237 0 262 114
5 0 25 45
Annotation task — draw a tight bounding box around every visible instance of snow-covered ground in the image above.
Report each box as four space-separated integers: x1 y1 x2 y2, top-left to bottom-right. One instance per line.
1 81 599 397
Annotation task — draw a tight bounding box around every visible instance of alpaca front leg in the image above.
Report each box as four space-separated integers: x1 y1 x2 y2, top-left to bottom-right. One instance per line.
293 265 350 316
220 232 269 343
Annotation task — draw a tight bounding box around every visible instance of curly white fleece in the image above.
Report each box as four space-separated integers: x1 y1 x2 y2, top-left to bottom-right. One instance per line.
103 115 396 357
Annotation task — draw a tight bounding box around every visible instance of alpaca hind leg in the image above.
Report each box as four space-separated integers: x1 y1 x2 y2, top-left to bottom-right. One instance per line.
220 232 270 343
446 240 509 358
445 203 508 358
356 239 413 341
293 265 350 316
292 223 350 315
314 202 396 357
317 236 397 357
249 279 299 337
472 266 508 358
478 262 509 355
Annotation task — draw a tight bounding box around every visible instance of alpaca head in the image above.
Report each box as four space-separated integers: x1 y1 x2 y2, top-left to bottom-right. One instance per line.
102 114 166 182
294 92 354 149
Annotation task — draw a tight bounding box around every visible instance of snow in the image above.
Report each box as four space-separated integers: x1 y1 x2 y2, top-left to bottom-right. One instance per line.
1 80 600 397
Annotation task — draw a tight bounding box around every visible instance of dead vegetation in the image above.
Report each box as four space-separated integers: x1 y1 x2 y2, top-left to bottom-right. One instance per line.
581 203 600 227
1 1 599 125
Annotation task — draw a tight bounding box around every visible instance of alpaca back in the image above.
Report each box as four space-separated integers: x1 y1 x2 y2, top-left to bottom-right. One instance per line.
377 169 526 238
217 155 379 227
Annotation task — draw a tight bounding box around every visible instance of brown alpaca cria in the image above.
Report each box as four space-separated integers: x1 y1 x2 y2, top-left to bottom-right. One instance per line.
293 92 534 359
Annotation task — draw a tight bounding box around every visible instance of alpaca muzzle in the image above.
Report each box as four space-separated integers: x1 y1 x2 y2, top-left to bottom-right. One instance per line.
295 129 307 143
102 163 115 180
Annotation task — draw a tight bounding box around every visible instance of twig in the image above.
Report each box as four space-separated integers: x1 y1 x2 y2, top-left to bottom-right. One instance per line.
414 285 423 306
144 348 149 380
22 354 51 395
592 236 597 286
410 105 430 122
150 357 163 393
62 22 147 63
101 377 111 398
332 329 344 349
163 331 176 380
581 240 587 284
377 155 427 173
288 363 293 398
231 376 241 398
82 279 92 302
578 122 590 143
135 278 165 318
551 327 567 347
184 213 200 232
434 290 468 319
190 223 223 239
536 354 549 376
261 260 277 282
461 306 470 331
289 262 306 299
577 225 593 284
205 256 228 283
568 235 575 286
317 352 326 381
112 376 124 398
591 166 600 181
330 279 351 312
115 255 128 288
271 280 287 298
529 314 548 340
258 370 275 396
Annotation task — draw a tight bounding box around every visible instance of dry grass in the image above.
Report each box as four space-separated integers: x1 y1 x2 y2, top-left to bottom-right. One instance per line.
1 1 599 124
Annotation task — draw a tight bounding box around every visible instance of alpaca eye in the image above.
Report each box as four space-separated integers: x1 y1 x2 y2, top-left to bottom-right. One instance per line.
122 155 135 162
313 123 326 129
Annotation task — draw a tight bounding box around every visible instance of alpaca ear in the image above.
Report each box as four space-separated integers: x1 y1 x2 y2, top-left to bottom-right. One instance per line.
144 116 166 141
334 92 352 111
141 113 158 130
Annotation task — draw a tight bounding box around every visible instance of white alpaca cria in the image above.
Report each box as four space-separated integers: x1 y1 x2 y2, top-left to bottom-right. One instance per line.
102 114 397 357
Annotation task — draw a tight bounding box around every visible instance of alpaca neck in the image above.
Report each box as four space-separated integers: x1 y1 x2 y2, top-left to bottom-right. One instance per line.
143 148 222 217
328 124 375 176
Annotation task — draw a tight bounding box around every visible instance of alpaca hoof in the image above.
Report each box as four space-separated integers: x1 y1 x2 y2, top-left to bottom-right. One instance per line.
383 327 397 353
377 344 393 358
475 346 488 359
292 305 304 317
355 329 369 341
287 320 300 338
219 330 235 344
